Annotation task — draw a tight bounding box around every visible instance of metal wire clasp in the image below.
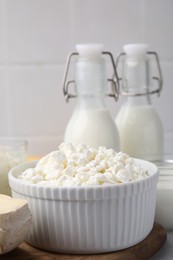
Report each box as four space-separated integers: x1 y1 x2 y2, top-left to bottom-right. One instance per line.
115 51 163 97
62 51 120 102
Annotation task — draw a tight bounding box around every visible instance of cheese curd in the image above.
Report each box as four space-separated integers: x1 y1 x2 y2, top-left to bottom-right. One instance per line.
18 143 148 186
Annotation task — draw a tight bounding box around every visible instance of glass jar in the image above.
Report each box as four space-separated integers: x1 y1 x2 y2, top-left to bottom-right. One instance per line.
0 138 27 195
153 156 173 230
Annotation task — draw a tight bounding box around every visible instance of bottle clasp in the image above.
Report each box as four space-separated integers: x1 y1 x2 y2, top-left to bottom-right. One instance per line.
116 51 163 97
62 52 120 102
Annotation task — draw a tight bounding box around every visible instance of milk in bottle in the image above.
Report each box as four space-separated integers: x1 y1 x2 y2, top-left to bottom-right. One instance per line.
115 44 163 160
63 43 120 150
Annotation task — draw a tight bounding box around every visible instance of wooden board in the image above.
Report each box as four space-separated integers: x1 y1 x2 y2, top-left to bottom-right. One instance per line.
0 223 167 260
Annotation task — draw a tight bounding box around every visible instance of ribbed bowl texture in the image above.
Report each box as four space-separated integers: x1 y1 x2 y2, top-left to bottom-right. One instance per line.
9 159 159 254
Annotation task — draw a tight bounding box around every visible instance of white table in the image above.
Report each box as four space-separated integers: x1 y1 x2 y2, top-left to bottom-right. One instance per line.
150 232 173 259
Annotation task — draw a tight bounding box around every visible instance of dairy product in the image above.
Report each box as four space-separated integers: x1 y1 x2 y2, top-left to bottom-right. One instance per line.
63 43 120 151
115 104 163 161
155 165 173 230
0 149 21 195
64 108 120 150
156 180 173 230
0 194 32 255
18 143 148 186
115 43 163 161
0 139 27 195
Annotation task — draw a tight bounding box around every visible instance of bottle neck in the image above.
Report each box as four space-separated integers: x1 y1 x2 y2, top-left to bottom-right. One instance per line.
121 56 153 106
75 95 107 110
122 56 151 96
75 56 107 110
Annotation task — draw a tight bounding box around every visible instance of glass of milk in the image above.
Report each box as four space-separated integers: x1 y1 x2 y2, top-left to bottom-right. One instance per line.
154 156 173 230
0 138 27 196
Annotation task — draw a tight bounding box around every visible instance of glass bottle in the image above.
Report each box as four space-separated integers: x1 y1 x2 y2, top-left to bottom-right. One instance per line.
63 43 120 150
115 44 163 160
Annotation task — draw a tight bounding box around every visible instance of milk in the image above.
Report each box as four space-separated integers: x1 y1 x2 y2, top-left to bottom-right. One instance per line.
155 168 173 230
0 149 19 195
0 140 27 195
63 44 120 150
64 108 120 150
115 103 163 160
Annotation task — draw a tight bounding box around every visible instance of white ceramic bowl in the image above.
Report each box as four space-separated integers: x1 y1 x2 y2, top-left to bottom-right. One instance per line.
9 159 158 254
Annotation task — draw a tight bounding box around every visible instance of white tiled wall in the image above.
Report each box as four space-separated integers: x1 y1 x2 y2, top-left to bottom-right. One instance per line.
0 0 173 155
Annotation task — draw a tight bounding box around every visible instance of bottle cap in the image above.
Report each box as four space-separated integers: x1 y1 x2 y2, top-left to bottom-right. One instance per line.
76 43 104 58
123 44 148 59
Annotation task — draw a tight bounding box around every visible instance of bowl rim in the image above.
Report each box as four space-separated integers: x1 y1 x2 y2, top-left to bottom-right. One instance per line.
9 159 158 188
8 159 159 200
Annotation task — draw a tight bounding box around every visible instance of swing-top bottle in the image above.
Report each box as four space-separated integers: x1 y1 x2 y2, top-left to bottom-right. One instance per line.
63 43 120 150
115 44 163 160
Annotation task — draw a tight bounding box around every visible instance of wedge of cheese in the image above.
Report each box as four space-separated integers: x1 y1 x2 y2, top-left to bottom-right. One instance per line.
0 194 32 255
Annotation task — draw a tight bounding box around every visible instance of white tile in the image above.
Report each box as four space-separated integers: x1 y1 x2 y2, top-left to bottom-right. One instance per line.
144 0 173 59
0 67 10 134
152 61 173 132
5 65 76 137
26 135 63 156
71 0 144 54
165 132 173 153
0 0 6 62
5 0 73 63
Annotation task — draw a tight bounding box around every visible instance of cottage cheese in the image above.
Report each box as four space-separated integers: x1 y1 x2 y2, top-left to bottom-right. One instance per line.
18 143 148 186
